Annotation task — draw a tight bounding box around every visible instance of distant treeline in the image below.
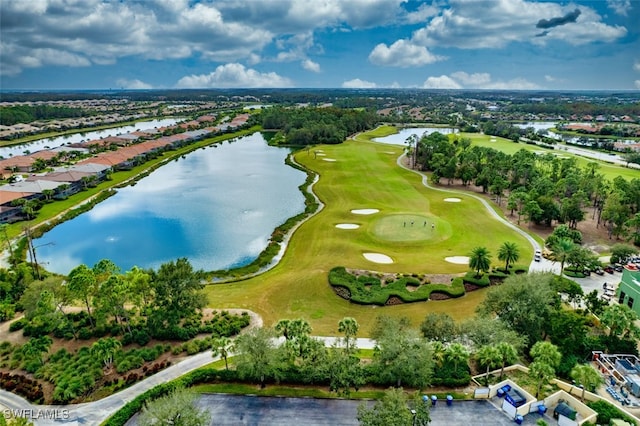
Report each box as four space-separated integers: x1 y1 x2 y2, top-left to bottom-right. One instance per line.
504 101 640 117
0 105 91 126
260 106 378 145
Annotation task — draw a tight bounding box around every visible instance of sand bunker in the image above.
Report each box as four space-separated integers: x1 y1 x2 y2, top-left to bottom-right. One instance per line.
445 256 470 264
351 209 379 215
335 223 360 229
363 253 394 264
316 153 326 156
444 198 461 202
323 158 337 162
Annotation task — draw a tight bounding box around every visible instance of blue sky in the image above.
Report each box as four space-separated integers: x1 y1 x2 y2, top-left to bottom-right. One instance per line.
1 0 639 91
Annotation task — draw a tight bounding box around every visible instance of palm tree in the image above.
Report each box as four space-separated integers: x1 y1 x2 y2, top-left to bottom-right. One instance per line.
550 237 575 275
91 337 122 370
570 364 604 401
530 361 555 398
338 317 359 353
530 341 562 369
469 246 492 277
211 337 234 371
497 242 520 272
445 343 469 374
21 336 53 366
476 345 501 385
496 342 519 380
431 341 446 368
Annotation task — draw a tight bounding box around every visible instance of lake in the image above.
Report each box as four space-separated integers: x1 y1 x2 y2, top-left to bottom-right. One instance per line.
33 133 306 275
0 118 181 158
373 127 458 145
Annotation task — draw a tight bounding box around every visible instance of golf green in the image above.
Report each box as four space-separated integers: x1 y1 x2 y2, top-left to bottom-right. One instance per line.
370 214 451 243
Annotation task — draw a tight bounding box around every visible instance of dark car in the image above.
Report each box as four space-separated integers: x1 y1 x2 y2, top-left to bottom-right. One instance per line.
594 267 605 275
614 264 624 272
604 266 615 274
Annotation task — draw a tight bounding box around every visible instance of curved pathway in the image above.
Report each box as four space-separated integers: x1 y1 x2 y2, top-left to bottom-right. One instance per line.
0 332 375 426
396 154 541 255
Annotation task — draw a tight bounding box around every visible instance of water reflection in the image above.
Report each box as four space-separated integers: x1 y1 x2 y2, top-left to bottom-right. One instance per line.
373 127 458 145
34 133 306 274
0 118 181 158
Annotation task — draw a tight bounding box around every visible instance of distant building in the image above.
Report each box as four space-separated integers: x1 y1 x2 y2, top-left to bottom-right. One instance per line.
616 265 640 315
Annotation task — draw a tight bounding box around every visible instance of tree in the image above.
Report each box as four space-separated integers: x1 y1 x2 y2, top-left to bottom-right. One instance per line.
67 264 98 328
211 337 234 371
600 304 639 339
358 388 430 426
91 337 122 370
469 246 491 277
148 258 207 335
610 243 638 264
476 345 501 385
338 317 359 353
570 364 604 401
371 316 433 388
459 317 527 351
21 336 52 366
478 273 555 347
529 361 556 398
137 387 210 426
550 238 575 275
234 327 282 388
324 345 365 397
497 242 520 272
496 342 519 380
530 341 562 369
420 312 457 343
275 318 312 360
444 343 469 374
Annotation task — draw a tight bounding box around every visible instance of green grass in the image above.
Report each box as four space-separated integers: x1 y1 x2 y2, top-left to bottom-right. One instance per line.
461 132 640 181
191 382 387 399
204 134 532 335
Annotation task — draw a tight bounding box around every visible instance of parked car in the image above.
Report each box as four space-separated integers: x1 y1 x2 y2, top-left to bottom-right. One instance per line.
613 264 624 272
595 267 605 275
604 266 615 274
534 249 542 262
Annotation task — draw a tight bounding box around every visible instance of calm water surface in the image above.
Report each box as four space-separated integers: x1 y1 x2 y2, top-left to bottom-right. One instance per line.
0 118 181 158
373 127 458 145
34 133 305 274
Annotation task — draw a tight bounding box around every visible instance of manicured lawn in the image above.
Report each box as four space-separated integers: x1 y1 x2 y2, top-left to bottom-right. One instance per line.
204 135 532 335
461 133 640 181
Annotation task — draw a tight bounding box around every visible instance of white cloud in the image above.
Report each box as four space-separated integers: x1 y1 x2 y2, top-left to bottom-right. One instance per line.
411 0 626 49
636 80 640 89
422 75 461 89
301 59 321 73
545 75 556 82
369 40 443 67
607 0 632 16
116 78 153 89
450 71 491 87
405 3 439 24
634 61 640 72
423 71 538 90
176 63 293 88
342 78 377 88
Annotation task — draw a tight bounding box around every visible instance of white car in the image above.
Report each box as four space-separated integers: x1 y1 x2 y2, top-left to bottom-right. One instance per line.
534 249 542 262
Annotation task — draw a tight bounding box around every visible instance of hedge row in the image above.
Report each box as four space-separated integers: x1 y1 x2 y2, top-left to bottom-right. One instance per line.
328 267 465 305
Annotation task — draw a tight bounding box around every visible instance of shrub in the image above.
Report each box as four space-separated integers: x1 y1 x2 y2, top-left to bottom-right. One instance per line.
8 318 26 332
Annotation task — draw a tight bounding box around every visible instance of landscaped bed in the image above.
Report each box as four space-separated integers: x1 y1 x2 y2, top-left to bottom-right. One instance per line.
328 266 528 305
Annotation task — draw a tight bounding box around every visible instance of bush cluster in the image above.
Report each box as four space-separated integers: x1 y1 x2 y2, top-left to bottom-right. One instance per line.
0 372 44 403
